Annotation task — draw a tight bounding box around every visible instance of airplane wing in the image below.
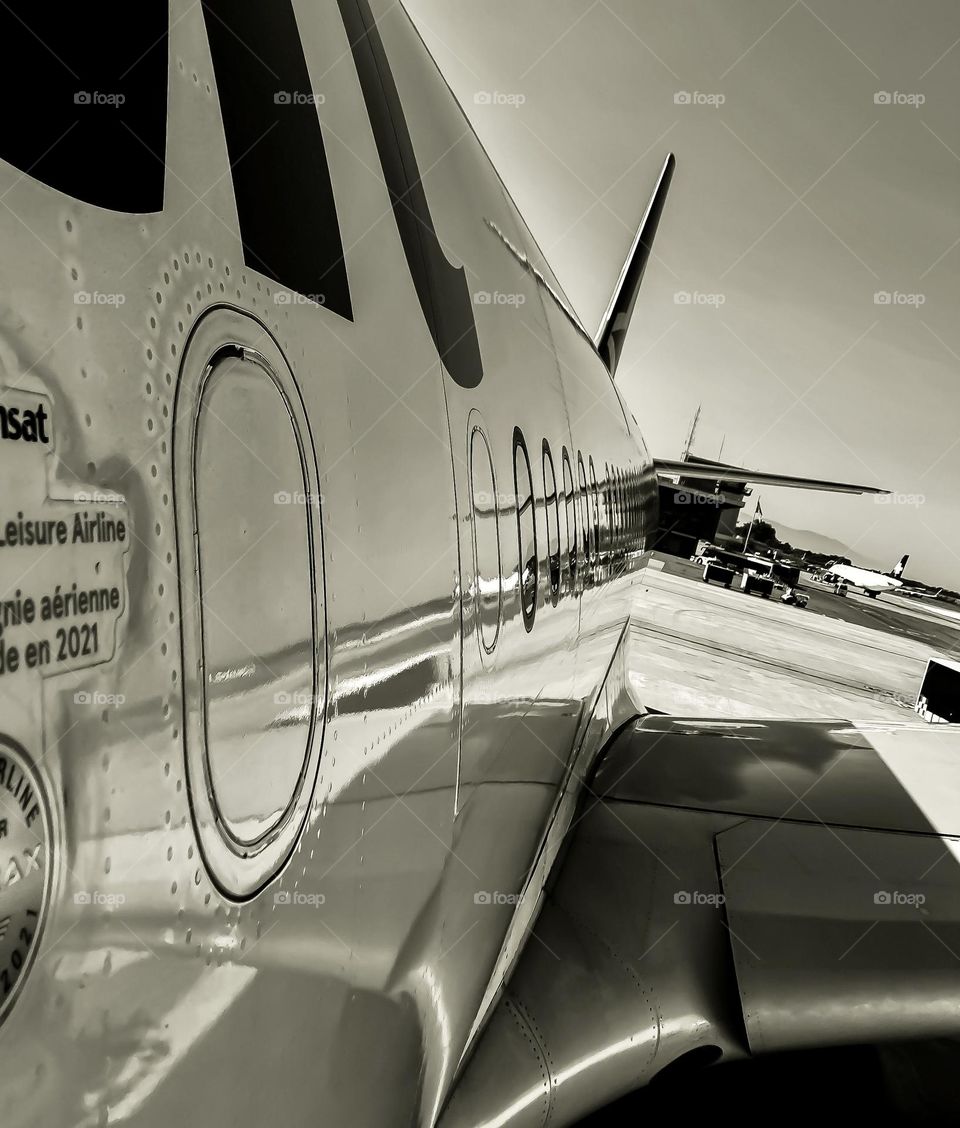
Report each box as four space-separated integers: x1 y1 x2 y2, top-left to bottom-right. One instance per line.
442 715 960 1126
654 458 890 495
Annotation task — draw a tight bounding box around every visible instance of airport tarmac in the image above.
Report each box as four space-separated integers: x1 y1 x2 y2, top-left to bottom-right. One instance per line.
802 575 960 646
627 560 960 723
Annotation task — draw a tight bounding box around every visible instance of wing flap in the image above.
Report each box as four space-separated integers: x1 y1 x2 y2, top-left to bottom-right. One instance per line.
718 819 960 1053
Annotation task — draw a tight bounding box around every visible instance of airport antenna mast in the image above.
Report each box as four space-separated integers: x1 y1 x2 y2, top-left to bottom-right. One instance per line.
681 404 702 462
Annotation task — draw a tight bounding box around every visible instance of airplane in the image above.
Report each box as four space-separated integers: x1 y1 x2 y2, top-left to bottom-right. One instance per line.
0 3 956 1127
823 554 910 598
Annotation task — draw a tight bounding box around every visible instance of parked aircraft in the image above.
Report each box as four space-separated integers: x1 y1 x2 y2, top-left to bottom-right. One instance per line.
0 3 954 1127
823 554 910 597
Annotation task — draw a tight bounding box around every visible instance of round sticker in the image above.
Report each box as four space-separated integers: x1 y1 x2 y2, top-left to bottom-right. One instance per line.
0 740 51 1024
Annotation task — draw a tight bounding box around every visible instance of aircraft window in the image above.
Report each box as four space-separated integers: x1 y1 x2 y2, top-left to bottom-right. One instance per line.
543 441 561 603
578 453 591 565
617 475 623 546
628 473 634 537
604 463 611 542
470 426 503 653
201 0 352 317
513 428 538 631
625 470 632 543
613 471 619 544
625 472 632 543
613 471 620 537
194 354 317 846
616 471 624 543
606 464 615 553
562 448 577 578
0 5 168 212
616 471 623 541
623 471 629 538
589 457 601 561
629 470 635 531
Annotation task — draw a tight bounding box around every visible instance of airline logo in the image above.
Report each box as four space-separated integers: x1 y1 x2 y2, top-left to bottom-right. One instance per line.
0 401 50 445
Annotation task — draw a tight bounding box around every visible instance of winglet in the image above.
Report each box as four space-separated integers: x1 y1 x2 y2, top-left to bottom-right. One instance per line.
596 152 676 376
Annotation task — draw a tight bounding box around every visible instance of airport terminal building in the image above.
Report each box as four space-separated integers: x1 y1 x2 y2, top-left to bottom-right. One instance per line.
656 454 752 557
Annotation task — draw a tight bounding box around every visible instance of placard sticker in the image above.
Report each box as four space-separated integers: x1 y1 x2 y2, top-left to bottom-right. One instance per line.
0 387 129 680
0 740 51 1024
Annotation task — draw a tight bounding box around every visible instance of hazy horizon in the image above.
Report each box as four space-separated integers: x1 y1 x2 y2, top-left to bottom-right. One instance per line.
406 0 960 589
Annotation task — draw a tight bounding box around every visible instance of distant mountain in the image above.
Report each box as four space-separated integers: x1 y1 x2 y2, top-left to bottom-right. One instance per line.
762 520 883 570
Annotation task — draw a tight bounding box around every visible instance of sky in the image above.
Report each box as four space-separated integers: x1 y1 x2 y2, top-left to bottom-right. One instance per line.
404 0 960 587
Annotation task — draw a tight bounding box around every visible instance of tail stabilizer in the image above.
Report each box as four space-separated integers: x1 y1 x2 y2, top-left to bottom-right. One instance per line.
596 153 675 376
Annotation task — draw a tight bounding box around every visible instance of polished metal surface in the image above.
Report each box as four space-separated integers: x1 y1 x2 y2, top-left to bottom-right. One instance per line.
0 1 654 1123
175 314 328 899
440 781 748 1128
718 819 960 1054
442 715 960 1127
0 740 53 1030
595 715 960 835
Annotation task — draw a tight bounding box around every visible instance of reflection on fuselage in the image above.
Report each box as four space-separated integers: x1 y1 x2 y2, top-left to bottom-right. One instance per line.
0 0 663 1125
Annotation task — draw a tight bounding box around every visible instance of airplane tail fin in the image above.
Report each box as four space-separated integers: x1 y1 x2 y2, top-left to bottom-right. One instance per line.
891 554 909 579
596 153 675 375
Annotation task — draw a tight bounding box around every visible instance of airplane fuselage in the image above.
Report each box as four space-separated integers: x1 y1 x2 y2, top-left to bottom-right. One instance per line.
825 565 904 594
0 2 658 1125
